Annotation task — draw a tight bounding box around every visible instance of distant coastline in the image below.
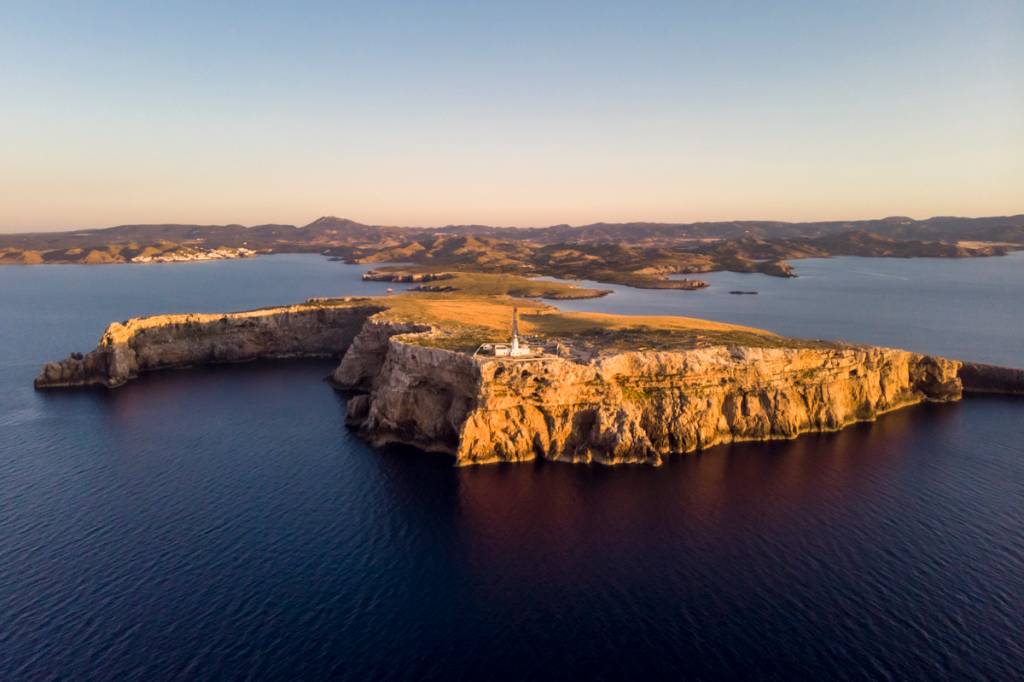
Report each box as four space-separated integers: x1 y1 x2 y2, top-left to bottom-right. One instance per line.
2 214 1021 293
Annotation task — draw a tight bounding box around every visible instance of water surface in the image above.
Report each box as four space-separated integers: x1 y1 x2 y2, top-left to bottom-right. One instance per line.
546 252 1024 366
1 255 1022 680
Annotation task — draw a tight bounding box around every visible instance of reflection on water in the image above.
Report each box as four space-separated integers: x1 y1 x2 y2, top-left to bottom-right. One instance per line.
453 404 945 587
438 397 1021 679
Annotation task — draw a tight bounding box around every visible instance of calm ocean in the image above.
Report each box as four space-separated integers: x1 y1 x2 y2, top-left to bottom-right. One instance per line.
2 254 1022 680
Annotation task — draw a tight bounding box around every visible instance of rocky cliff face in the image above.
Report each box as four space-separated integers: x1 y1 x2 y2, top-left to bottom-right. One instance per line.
344 339 482 454
958 362 1024 396
38 300 1003 467
340 340 964 466
35 302 383 389
331 319 432 391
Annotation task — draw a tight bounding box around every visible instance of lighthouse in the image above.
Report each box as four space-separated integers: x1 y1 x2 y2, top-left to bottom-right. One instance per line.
511 307 521 354
508 307 531 357
480 307 532 358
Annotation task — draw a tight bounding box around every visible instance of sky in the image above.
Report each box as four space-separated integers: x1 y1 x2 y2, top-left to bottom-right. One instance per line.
0 1 1021 232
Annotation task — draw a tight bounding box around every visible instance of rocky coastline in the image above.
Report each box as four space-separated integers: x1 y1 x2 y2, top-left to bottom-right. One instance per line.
35 298 1023 465
337 334 964 465
34 300 383 389
959 362 1024 395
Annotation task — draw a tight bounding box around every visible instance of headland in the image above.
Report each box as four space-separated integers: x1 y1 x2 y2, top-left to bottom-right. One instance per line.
35 285 1023 466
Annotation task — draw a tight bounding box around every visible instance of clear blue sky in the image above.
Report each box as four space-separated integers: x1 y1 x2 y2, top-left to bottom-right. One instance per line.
1 0 1021 230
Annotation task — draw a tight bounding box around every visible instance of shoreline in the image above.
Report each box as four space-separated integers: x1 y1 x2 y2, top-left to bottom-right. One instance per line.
33 294 1024 467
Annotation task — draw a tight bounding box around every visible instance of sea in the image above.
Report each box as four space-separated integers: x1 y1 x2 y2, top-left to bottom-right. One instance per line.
1 253 1022 680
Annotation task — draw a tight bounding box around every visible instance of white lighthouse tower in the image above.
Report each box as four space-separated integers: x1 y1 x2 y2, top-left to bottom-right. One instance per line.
511 306 522 354
487 307 531 357
508 307 531 356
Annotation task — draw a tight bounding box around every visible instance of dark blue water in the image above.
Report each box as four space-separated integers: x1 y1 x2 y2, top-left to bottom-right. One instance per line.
2 255 1022 680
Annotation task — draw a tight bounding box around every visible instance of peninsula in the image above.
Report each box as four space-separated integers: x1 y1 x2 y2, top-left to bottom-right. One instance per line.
35 290 1023 467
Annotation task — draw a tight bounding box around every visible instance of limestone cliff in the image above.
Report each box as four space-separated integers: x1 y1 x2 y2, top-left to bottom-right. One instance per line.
331 319 432 391
346 340 482 453
35 302 383 389
340 339 964 466
36 296 1019 467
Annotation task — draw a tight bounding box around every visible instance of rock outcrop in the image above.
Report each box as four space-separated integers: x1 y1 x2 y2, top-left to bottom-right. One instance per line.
344 340 482 453
340 341 964 466
331 319 432 391
35 302 383 389
959 362 1024 395
362 269 453 283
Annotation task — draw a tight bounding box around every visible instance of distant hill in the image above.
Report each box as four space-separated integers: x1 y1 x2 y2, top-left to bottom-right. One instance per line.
3 213 1024 250
2 214 1021 281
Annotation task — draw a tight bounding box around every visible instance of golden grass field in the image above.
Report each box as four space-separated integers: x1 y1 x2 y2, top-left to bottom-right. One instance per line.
88 267 837 355
371 289 837 353
367 269 610 299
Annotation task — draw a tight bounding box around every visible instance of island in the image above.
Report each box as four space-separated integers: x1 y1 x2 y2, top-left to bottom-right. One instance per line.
35 287 1024 467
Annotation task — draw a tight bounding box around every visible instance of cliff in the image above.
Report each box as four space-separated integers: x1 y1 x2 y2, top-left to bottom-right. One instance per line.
344 339 483 454
34 301 383 389
338 327 964 466
36 294 1020 467
331 318 432 391
959 362 1024 395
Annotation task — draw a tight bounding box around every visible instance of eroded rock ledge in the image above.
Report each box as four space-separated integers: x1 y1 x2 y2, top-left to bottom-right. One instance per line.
959 362 1024 396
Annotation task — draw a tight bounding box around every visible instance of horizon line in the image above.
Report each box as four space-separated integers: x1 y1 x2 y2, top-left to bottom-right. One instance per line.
4 211 1024 235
